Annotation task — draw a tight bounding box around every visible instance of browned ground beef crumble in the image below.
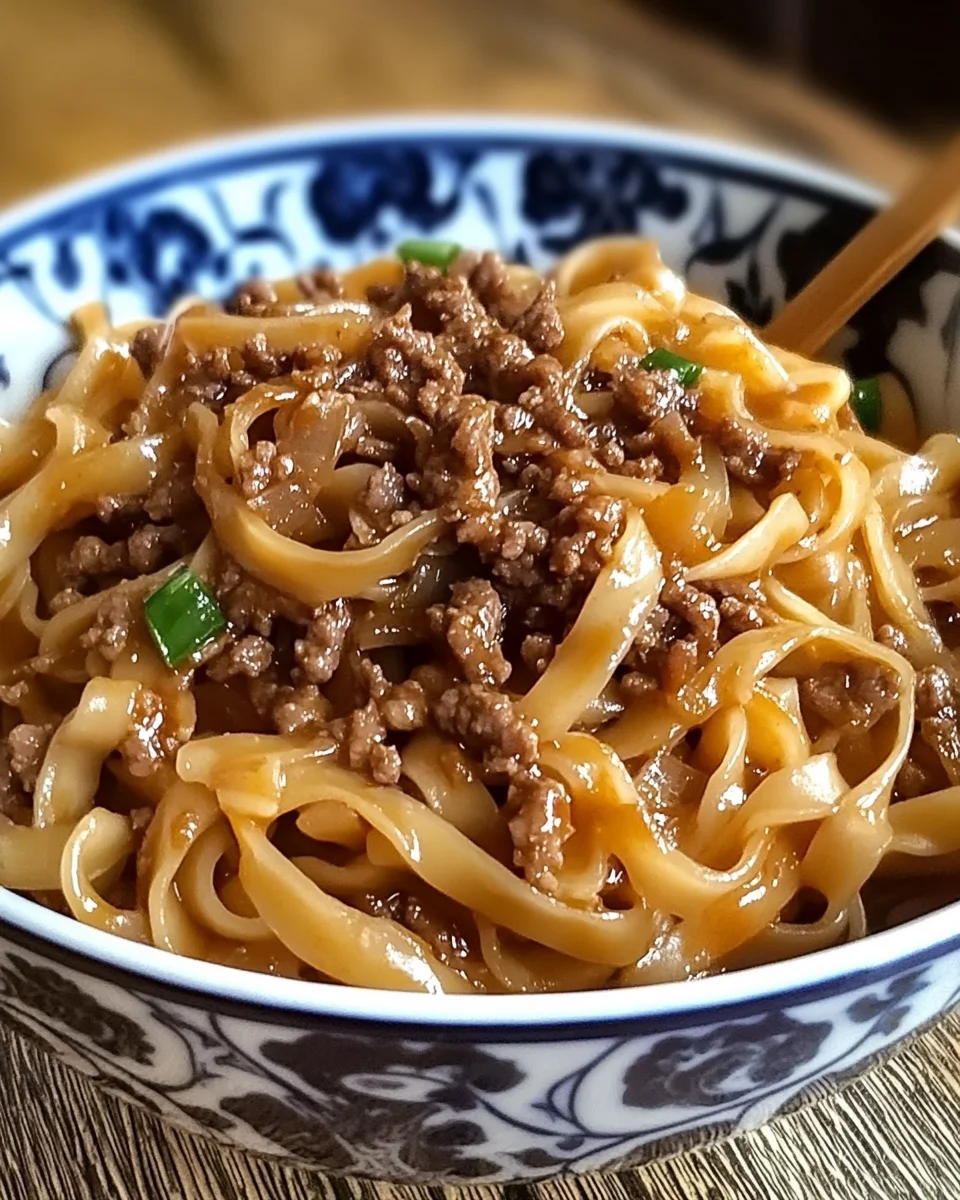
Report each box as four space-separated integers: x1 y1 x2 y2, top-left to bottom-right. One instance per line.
799 664 899 734
6 250 913 892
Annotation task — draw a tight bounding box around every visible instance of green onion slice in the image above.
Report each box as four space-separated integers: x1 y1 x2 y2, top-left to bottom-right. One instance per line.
396 238 462 271
640 348 704 388
144 567 227 667
850 376 882 433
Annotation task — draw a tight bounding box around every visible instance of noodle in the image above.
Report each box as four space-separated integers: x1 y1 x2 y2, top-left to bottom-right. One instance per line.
0 235 957 994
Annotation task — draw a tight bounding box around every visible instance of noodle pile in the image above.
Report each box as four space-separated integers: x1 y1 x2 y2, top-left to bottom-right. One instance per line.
1 236 958 994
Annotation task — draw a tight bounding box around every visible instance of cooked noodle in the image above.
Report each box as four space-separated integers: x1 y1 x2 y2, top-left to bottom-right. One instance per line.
1 237 958 994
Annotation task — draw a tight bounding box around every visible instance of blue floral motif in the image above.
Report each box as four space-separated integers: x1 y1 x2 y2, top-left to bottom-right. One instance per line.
99 205 216 311
0 355 9 390
845 969 928 1038
522 149 689 253
51 238 82 290
0 954 155 1065
621 1011 832 1109
307 146 478 244
686 190 782 325
218 1029 521 1178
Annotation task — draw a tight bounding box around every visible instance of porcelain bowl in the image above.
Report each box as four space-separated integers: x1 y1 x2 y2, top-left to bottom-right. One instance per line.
1 117 959 1184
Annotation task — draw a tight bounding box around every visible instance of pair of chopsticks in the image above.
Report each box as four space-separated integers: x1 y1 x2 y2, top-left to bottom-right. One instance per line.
764 134 960 357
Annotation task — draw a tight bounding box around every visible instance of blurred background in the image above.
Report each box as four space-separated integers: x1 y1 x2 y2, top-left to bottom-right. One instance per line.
0 0 944 204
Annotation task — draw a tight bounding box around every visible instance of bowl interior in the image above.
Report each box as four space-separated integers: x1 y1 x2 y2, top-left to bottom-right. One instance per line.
2 116 960 1024
3 117 960 432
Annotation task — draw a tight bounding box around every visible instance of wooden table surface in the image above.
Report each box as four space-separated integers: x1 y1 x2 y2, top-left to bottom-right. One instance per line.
0 2 955 1197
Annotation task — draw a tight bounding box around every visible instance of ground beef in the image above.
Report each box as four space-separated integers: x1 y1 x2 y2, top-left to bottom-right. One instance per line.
365 304 465 415
659 577 721 693
416 393 501 522
432 682 538 780
915 665 960 771
335 701 400 785
662 576 721 650
81 589 138 662
128 525 187 575
660 638 700 694
428 579 511 687
613 364 694 426
506 769 574 895
516 356 592 450
147 462 200 523
100 258 856 832
144 336 341 428
0 744 26 817
237 441 294 499
377 261 552 406
59 524 188 591
60 536 128 585
6 723 55 793
131 325 164 379
399 894 474 967
271 683 331 738
511 282 564 355
96 494 145 523
293 600 351 685
549 495 625 582
621 576 720 696
320 659 429 786
895 749 939 800
610 361 802 490
119 688 179 777
520 632 555 676
228 279 279 316
214 559 310 637
356 659 428 733
296 267 345 302
709 418 801 487
711 578 775 635
95 462 200 528
379 680 429 733
621 603 672 693
457 514 551 591
206 635 274 681
204 576 348 733
615 411 696 484
800 663 899 733
877 624 909 655
48 588 82 614
454 252 517 324
916 665 953 722
0 681 27 708
348 463 414 546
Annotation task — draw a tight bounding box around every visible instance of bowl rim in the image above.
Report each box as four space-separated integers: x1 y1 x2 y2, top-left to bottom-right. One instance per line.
2 112 957 1029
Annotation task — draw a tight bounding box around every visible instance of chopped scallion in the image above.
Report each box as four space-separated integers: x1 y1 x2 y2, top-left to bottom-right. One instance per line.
640 348 704 388
144 567 226 667
850 376 882 432
396 238 462 271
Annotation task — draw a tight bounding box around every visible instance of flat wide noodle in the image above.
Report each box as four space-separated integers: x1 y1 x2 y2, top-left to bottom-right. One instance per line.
521 509 662 739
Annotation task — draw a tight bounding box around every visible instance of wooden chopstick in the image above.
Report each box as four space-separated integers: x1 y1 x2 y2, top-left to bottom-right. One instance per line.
764 133 960 358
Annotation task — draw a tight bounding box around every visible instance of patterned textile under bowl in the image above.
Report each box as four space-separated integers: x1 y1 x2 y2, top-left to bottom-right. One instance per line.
0 118 958 1182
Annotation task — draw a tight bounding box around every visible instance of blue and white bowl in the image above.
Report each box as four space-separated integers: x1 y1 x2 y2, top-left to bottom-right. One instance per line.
1 117 959 1183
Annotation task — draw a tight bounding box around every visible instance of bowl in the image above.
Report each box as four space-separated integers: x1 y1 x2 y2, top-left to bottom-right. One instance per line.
1 116 960 1184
